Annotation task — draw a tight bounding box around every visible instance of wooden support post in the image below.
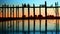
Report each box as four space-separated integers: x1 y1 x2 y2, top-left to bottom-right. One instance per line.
45 1 47 34
33 4 35 34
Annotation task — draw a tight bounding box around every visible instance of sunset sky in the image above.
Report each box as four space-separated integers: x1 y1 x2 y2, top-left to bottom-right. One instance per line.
0 0 60 6
0 0 60 17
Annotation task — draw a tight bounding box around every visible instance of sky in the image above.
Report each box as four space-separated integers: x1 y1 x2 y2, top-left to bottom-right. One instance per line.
0 0 60 6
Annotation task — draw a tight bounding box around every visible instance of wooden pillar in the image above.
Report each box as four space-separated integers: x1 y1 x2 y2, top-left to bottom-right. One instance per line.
39 5 41 34
28 4 30 34
45 1 47 34
22 4 24 34
33 4 35 34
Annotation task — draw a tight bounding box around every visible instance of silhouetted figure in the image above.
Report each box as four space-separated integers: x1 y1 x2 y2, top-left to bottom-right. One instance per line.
47 15 54 19
38 15 43 18
23 4 26 7
27 4 30 7
34 15 37 19
41 5 45 7
22 15 26 18
29 15 33 18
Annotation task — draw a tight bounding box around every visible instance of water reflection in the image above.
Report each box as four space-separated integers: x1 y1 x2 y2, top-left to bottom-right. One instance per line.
0 19 59 31
0 19 60 34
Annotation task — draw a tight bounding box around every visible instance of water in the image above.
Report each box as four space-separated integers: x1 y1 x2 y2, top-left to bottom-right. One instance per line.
0 19 60 34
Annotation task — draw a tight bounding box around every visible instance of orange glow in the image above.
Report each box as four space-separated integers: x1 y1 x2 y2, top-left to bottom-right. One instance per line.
0 8 60 18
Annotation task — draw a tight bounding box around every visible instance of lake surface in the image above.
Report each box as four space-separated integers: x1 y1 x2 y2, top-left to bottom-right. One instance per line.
0 19 60 34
